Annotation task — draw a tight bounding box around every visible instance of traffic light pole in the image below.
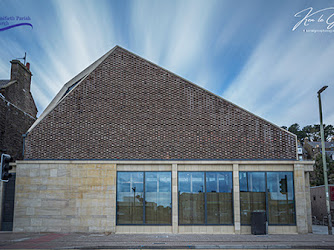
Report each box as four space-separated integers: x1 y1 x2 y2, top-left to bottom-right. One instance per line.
318 86 332 235
1 154 13 182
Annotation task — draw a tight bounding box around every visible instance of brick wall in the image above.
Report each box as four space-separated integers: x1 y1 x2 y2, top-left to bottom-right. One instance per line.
25 47 296 160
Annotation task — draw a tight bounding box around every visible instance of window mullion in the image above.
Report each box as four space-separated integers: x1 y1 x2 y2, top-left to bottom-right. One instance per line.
265 172 269 225
143 171 146 225
204 172 207 225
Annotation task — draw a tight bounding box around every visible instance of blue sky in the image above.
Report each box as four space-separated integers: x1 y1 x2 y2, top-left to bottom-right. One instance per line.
0 0 333 128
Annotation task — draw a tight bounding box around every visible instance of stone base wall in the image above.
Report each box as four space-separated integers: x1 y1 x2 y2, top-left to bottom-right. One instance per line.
13 160 313 234
14 163 116 232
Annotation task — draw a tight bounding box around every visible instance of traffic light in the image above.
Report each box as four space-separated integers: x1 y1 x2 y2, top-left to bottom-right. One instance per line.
1 154 13 181
279 175 288 194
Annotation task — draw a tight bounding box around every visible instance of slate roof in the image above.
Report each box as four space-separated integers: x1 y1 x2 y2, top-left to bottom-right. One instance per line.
24 46 297 160
0 80 10 88
0 79 17 89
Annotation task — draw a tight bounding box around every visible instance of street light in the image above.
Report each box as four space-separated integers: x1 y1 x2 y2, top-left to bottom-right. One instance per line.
317 85 332 235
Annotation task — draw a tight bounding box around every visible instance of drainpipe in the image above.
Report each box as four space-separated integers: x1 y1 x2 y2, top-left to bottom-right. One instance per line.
22 133 28 159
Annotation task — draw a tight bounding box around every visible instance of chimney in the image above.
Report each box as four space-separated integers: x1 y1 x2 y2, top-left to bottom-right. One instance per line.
2 59 37 118
10 59 32 92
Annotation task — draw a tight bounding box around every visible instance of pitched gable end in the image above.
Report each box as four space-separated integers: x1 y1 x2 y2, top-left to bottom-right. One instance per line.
25 46 297 160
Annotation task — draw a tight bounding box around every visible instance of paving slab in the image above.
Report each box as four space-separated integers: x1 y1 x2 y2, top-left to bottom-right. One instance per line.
0 232 334 250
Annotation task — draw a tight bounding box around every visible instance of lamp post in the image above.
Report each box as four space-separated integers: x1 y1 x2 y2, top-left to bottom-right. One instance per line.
317 85 332 235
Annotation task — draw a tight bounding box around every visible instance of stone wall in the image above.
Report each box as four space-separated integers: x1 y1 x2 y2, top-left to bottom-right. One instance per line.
0 97 36 160
1 60 38 118
14 160 313 234
14 163 116 232
310 185 334 222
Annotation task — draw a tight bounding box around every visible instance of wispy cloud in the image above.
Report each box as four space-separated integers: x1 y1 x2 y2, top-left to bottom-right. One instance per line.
0 0 333 128
129 0 220 88
223 15 334 127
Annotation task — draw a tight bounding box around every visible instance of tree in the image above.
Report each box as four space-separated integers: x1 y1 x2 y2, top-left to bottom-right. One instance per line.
287 123 306 143
310 153 334 186
324 125 334 141
284 123 334 143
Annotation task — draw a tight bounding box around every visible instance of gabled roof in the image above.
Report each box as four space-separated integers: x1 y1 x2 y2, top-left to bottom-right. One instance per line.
25 45 297 160
0 80 17 89
28 47 118 133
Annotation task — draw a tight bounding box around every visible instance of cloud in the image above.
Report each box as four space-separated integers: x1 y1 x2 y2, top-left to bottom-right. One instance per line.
0 0 118 115
129 0 220 87
223 18 334 127
1 0 333 129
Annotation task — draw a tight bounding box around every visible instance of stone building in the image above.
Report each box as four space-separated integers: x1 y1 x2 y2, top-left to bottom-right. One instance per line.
14 46 313 234
304 140 334 161
310 185 334 223
0 60 37 159
0 59 37 231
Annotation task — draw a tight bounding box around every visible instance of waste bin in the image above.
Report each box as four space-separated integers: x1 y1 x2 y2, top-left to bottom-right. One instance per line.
251 211 267 235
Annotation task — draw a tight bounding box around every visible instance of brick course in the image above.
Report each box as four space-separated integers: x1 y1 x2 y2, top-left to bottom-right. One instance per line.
24 46 296 160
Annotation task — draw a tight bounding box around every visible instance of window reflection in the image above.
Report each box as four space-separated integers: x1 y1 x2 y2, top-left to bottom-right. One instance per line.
178 172 233 225
145 172 172 224
179 172 205 224
206 172 233 224
267 172 295 225
239 171 296 225
240 172 266 225
117 172 144 224
117 172 172 225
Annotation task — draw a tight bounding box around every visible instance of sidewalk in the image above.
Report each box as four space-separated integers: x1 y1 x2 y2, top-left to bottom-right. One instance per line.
0 227 333 250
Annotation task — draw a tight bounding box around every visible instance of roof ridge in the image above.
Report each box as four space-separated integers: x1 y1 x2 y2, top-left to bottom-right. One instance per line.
27 46 119 133
27 45 297 145
113 46 297 141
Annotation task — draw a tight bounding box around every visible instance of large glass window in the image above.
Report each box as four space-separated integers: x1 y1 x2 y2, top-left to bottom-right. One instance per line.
117 172 144 224
206 172 233 224
267 172 295 225
117 172 171 225
179 172 205 224
240 172 266 224
145 172 172 224
239 172 295 225
178 172 233 225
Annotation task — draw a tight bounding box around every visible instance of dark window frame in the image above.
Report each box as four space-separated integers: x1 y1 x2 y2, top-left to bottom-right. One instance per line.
239 171 296 226
178 171 234 226
116 171 172 226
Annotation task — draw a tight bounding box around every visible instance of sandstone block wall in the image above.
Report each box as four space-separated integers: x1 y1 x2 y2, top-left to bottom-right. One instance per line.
14 163 116 232
13 161 312 234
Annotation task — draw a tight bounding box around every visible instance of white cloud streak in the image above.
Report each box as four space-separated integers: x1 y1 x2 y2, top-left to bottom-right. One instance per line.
130 0 220 88
223 20 334 127
1 0 333 129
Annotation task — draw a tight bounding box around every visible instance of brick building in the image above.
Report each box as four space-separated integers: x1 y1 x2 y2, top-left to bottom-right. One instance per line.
0 60 37 231
14 46 313 234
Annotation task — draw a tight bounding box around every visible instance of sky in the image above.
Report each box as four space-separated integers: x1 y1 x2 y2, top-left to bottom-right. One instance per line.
0 0 333 128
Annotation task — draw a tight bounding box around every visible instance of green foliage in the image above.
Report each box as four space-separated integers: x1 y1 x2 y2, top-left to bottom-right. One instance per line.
282 123 334 143
310 153 334 186
284 123 334 187
288 123 307 143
